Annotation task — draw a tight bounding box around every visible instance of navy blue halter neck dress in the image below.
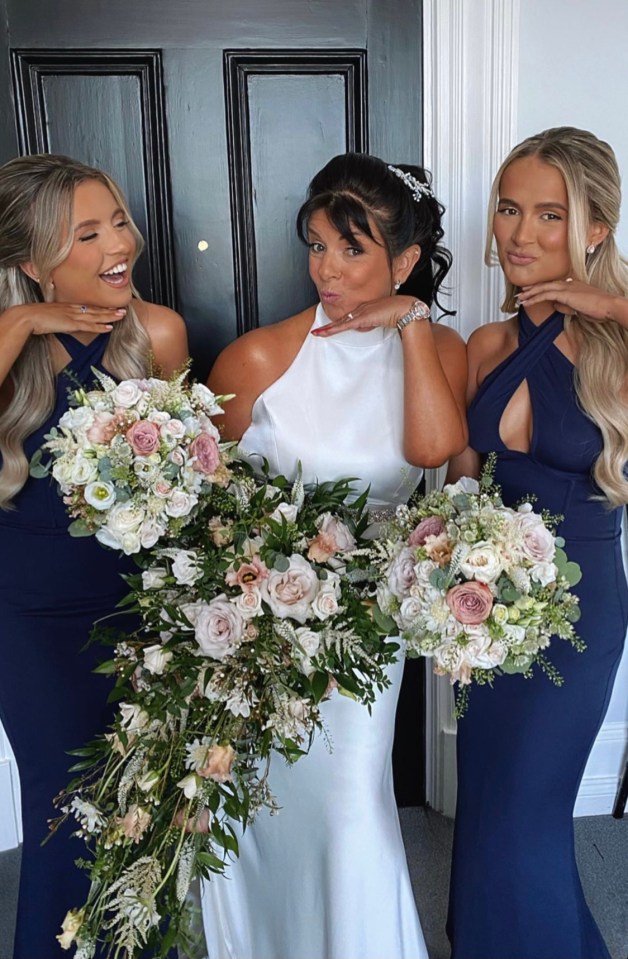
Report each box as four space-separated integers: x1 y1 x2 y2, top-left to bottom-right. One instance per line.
447 308 627 959
0 333 134 959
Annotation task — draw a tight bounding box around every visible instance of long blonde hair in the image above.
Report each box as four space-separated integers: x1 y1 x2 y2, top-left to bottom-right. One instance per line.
485 126 628 506
0 154 151 509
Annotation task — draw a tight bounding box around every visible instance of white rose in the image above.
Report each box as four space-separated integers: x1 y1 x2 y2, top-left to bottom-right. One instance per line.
50 458 75 490
119 702 149 733
58 406 95 433
530 561 557 586
443 476 480 497
399 595 423 627
84 480 116 510
143 643 173 675
262 555 319 623
183 596 245 659
233 587 263 619
106 501 146 534
111 380 143 409
169 448 186 467
171 549 203 586
147 410 171 426
311 587 339 621
142 567 168 589
317 512 356 552
165 488 198 518
515 513 556 565
294 626 321 658
118 530 141 555
140 520 165 550
160 418 186 441
95 525 123 550
70 456 99 486
459 542 503 584
192 382 225 415
270 502 299 524
387 547 417 600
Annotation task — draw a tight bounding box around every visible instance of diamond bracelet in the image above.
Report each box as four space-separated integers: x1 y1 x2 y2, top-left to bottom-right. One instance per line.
396 299 431 335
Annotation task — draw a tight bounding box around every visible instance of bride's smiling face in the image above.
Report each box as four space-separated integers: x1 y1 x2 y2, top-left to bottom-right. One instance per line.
306 209 396 320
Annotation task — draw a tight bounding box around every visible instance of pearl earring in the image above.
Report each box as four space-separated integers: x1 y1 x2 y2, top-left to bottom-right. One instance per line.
394 280 401 291
586 244 596 255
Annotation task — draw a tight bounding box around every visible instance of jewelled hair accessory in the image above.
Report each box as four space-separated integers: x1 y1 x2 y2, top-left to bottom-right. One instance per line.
387 164 434 202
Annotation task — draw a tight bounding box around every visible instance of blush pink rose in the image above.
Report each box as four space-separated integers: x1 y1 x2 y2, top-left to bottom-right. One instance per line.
446 581 494 625
409 516 446 546
173 806 211 834
190 432 220 475
86 411 117 444
197 744 235 783
126 419 160 456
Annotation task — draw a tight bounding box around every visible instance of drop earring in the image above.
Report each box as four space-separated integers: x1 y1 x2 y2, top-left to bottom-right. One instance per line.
586 244 596 255
394 280 401 291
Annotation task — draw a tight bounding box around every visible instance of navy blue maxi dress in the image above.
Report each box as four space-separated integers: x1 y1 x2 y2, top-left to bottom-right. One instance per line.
0 332 134 959
448 308 628 959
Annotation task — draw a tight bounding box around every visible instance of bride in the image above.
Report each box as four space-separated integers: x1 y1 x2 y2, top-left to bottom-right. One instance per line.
202 152 468 959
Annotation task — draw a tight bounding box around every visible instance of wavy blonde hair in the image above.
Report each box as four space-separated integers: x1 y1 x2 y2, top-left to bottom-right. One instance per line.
485 126 628 506
0 153 151 509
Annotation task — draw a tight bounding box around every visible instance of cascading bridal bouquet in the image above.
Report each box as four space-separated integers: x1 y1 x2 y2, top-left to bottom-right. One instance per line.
30 369 234 553
51 467 398 958
373 457 584 715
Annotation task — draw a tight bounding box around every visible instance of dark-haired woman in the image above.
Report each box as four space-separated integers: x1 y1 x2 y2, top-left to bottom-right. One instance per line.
200 153 467 959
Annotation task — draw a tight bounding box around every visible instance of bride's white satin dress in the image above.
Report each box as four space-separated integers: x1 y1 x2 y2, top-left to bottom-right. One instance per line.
201 305 428 959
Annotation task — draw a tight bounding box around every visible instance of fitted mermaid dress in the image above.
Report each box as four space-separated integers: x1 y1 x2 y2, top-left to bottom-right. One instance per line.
0 333 135 959
448 308 628 959
201 304 428 959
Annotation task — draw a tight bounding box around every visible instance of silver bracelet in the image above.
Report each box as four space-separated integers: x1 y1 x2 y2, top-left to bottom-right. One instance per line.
396 299 431 335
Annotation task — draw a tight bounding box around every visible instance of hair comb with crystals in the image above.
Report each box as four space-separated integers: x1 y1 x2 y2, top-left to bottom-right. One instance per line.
387 164 434 202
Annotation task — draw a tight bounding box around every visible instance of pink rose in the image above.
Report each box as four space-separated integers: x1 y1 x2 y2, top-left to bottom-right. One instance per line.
262 555 319 623
183 596 245 659
308 531 338 563
446 582 493 624
308 513 356 563
86 411 117 444
190 432 220 475
173 806 211 834
409 515 446 546
126 420 160 456
515 512 556 564
198 744 235 783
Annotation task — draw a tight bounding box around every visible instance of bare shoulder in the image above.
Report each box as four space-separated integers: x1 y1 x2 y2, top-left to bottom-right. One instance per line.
133 299 189 375
467 317 517 393
467 317 516 356
208 306 314 393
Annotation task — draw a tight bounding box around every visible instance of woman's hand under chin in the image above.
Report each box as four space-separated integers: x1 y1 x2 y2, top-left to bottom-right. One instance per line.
311 295 418 336
517 277 627 327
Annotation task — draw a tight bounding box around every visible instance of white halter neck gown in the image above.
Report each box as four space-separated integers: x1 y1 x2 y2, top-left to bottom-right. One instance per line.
201 305 428 959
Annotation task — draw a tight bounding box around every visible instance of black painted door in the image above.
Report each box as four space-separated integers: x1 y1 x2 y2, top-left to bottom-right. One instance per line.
0 0 425 804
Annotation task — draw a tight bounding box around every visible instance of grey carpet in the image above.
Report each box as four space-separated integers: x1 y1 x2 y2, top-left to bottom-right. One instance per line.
1 811 626 958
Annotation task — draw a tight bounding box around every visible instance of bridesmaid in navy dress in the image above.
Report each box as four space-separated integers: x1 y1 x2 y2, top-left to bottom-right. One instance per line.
0 155 188 958
447 127 628 959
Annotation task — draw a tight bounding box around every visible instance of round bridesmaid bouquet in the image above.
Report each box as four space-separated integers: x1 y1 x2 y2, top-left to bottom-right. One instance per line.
30 369 233 553
50 466 398 957
372 455 584 714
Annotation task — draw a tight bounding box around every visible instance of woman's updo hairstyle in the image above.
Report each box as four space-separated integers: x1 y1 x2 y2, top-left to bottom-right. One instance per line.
296 152 453 316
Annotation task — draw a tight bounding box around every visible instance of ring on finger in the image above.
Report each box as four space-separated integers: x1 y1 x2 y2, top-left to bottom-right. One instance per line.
79 304 87 313
565 277 573 284
346 312 353 321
